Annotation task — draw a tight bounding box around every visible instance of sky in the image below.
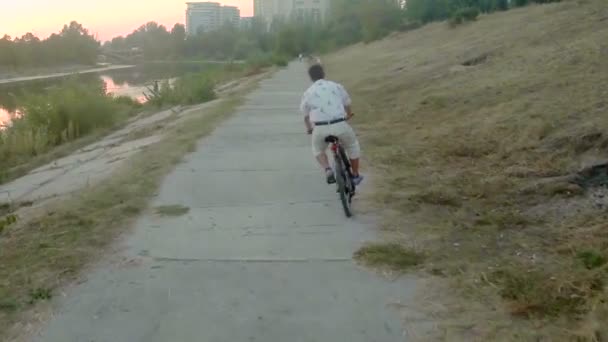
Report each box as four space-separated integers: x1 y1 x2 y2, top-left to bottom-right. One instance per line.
1 0 253 42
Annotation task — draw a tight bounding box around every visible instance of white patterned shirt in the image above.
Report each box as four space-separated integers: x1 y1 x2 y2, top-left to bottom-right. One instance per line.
300 79 352 123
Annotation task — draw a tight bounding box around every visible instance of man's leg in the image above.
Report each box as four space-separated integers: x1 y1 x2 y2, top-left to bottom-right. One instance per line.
312 129 335 184
350 158 360 177
316 152 330 170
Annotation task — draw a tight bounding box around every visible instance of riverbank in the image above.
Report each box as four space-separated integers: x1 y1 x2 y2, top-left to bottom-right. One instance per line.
0 65 134 85
0 62 255 184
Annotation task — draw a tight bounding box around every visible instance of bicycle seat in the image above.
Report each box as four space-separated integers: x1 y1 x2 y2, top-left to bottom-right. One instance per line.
324 135 339 143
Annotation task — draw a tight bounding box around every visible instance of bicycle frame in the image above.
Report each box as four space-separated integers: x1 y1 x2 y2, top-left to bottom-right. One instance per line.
330 142 353 178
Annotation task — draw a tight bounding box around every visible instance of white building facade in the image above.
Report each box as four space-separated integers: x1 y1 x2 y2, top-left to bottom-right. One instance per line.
253 0 331 26
220 6 241 26
186 2 242 35
186 2 221 34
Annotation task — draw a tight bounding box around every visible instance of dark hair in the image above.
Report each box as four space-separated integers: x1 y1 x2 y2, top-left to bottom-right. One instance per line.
308 64 325 82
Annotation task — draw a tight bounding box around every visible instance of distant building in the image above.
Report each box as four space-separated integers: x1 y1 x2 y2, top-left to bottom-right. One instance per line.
292 0 331 23
253 0 267 18
240 17 254 30
186 2 221 34
220 5 241 26
253 0 331 27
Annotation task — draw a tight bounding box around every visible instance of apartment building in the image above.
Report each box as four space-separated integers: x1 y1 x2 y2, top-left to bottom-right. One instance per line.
295 0 332 22
186 2 241 35
254 0 330 25
220 6 241 26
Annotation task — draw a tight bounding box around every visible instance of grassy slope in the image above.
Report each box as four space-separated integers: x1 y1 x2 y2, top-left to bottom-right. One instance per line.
326 0 608 339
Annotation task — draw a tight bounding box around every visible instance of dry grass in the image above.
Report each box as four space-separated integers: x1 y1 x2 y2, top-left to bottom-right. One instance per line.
355 243 424 270
0 72 265 339
155 204 190 217
326 0 608 339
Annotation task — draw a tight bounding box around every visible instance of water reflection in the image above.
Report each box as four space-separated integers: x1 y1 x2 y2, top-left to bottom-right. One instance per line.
0 73 151 127
101 75 149 103
0 108 10 128
0 63 217 128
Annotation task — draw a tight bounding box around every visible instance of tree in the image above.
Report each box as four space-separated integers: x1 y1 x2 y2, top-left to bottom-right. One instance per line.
0 22 99 69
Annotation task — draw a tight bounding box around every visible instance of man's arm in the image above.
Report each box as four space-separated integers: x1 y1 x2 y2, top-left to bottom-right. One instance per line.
304 114 313 134
300 94 313 134
338 84 353 119
344 105 354 120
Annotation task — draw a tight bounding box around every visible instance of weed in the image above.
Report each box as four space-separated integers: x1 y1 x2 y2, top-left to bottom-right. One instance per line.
449 7 480 26
0 203 10 216
0 214 18 234
577 250 607 270
355 243 424 270
489 267 602 318
0 299 18 313
28 288 52 304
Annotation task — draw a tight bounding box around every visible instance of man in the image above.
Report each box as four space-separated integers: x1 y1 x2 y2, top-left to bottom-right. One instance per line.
300 64 363 185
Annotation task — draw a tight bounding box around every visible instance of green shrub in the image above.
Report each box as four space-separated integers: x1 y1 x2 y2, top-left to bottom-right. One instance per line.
577 250 607 270
514 0 529 6
17 79 121 145
399 20 423 32
146 73 216 107
0 78 141 173
271 54 289 67
174 74 216 105
449 7 481 26
246 52 275 70
113 95 142 108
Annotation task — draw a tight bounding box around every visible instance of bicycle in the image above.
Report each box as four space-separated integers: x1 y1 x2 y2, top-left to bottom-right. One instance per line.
325 134 356 218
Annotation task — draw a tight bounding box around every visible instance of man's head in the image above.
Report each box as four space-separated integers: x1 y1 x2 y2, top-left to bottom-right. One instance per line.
308 64 325 82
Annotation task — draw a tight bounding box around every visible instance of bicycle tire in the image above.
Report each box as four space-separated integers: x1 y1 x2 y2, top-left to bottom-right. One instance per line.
338 146 356 199
335 154 353 218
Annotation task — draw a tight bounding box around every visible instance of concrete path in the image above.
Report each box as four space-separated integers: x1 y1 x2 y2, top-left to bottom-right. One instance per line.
33 63 416 342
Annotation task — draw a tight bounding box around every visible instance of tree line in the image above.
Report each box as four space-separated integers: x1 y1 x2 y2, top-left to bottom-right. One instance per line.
0 22 99 71
104 0 560 62
2 0 561 70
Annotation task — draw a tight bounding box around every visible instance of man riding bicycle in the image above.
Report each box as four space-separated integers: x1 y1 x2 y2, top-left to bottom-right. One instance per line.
300 64 364 186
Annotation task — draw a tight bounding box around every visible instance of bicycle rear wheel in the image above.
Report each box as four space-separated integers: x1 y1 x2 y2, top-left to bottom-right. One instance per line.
338 146 356 198
335 154 353 218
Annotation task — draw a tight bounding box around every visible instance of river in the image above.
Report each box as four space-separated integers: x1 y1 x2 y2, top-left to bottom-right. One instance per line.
0 62 219 127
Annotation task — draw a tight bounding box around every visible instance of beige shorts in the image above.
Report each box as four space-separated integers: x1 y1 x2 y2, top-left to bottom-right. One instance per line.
312 121 361 159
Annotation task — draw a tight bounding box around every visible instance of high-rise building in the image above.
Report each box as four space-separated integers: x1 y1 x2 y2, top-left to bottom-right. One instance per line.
220 6 241 26
292 0 331 23
254 0 289 22
186 2 243 34
186 2 221 34
253 0 264 17
253 0 331 26
240 17 254 30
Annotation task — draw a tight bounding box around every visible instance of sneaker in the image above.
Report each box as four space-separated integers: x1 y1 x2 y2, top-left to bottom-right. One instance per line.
325 168 336 184
352 175 364 186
